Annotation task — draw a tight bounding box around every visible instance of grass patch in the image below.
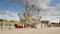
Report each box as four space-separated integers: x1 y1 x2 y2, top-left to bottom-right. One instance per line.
0 21 23 25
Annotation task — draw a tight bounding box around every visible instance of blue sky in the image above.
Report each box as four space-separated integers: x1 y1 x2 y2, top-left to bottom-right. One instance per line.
0 0 25 14
49 0 60 7
0 0 60 22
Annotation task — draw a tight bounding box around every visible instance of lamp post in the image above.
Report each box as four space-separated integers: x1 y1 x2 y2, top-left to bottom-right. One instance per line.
37 9 43 28
1 19 4 29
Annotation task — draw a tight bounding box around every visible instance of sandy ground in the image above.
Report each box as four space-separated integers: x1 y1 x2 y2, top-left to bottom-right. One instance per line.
0 27 60 34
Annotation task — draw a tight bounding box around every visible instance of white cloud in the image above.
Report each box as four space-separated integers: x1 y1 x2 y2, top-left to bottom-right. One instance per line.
0 10 9 20
12 0 52 10
41 16 60 23
0 11 20 21
8 13 20 21
0 10 9 14
56 4 60 9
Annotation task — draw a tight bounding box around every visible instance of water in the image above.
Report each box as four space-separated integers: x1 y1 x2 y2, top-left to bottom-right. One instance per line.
0 25 15 29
